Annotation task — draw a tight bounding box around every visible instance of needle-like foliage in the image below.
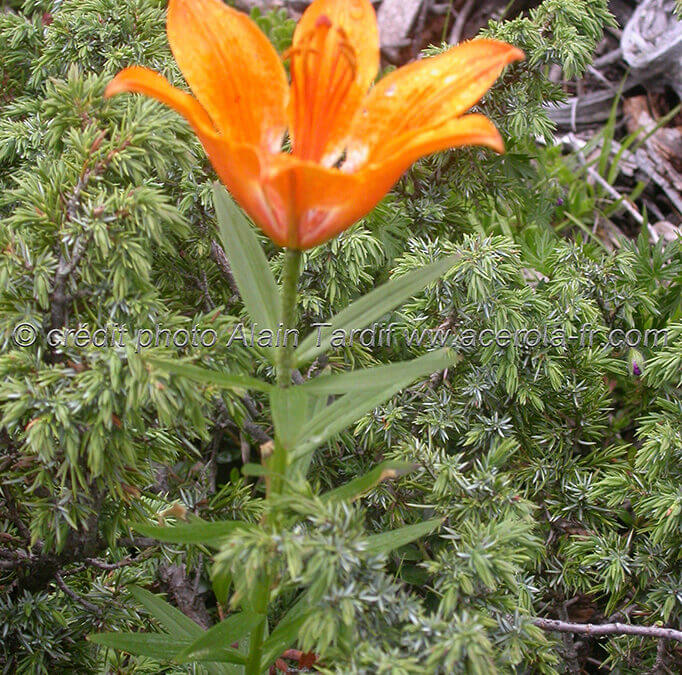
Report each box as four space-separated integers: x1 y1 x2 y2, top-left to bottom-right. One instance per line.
2 1 681 674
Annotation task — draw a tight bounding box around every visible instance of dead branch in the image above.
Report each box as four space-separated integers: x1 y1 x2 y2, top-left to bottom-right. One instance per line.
532 617 682 642
216 396 272 445
449 0 475 45
378 0 422 61
558 601 581 675
210 239 240 297
54 572 101 614
158 562 211 629
647 638 671 675
82 548 155 571
51 134 130 329
559 132 680 241
50 230 95 330
622 0 682 100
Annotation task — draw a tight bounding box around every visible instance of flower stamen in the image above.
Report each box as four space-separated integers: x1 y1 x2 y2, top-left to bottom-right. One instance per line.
287 16 357 162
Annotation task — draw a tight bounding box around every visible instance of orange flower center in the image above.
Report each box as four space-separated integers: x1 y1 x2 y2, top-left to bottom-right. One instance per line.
287 15 357 163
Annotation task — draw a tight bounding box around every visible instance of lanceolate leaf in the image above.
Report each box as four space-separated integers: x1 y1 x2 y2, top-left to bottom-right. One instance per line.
174 612 259 663
93 587 238 674
260 593 313 669
294 255 458 365
297 349 458 395
291 349 457 459
364 518 444 556
127 585 203 637
147 356 272 393
213 183 281 338
134 520 252 548
270 386 312 450
322 461 419 503
88 632 192 660
241 463 269 477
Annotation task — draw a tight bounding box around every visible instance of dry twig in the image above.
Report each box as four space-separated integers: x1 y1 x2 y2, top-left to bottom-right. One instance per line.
533 617 682 642
54 572 101 614
449 0 475 44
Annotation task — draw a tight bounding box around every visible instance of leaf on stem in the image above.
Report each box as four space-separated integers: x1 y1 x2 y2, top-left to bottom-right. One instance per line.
174 612 258 663
294 254 458 364
291 349 458 459
321 460 419 503
147 356 272 393
364 518 444 556
134 520 253 548
213 183 281 359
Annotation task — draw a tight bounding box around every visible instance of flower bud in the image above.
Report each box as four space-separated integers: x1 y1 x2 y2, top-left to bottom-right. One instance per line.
628 348 644 377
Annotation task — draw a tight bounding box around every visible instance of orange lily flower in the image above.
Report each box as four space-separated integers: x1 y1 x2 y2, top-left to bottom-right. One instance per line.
105 0 523 249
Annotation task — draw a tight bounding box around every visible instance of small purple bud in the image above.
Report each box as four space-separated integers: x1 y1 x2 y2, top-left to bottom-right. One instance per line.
556 197 564 206
629 348 644 377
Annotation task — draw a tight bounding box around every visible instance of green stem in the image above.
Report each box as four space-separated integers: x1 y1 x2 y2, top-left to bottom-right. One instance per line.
276 248 302 388
245 613 267 675
247 249 301 672
266 248 302 495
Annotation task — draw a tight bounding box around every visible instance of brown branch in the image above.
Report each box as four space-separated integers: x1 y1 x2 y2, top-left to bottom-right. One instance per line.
54 572 101 614
0 548 30 563
1 494 153 593
50 232 93 329
243 418 272 445
210 239 240 297
217 397 272 445
158 562 211 629
448 0 475 44
51 134 130 330
0 558 25 569
190 269 216 311
82 547 155 571
532 618 682 643
119 536 160 549
1 484 31 541
558 602 581 675
647 638 670 675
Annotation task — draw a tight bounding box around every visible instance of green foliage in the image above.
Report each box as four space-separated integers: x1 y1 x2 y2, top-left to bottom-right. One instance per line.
0 590 97 672
2 1 681 674
248 6 295 54
482 0 616 141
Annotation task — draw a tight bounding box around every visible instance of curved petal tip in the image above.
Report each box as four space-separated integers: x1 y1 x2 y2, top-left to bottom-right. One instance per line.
507 45 525 64
103 72 130 99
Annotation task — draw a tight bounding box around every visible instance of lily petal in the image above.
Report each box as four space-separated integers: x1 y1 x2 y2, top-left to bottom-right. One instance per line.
307 114 504 247
294 0 379 92
200 136 287 247
167 0 288 152
104 66 216 135
263 114 503 248
104 66 285 245
374 113 505 170
345 39 523 170
287 0 378 165
261 153 363 248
